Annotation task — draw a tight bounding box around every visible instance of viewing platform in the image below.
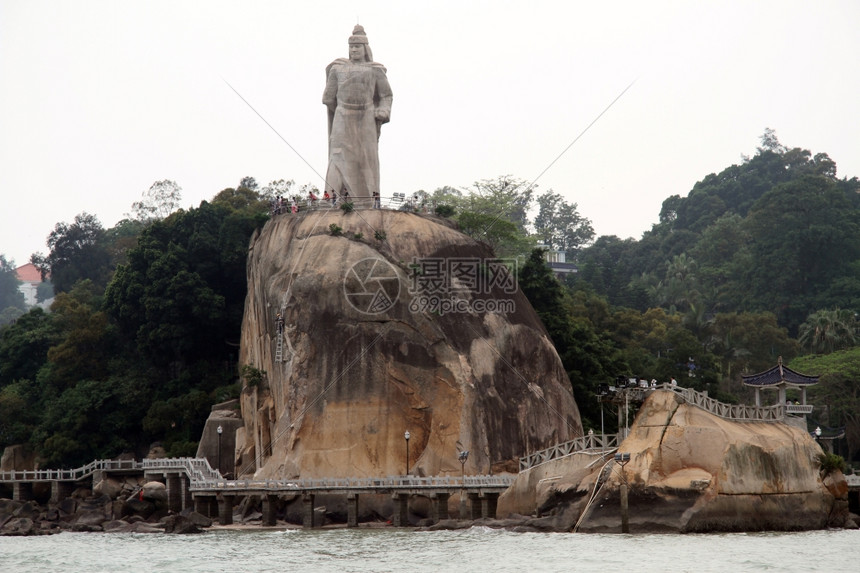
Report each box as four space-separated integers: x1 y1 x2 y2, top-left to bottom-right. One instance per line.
270 191 438 215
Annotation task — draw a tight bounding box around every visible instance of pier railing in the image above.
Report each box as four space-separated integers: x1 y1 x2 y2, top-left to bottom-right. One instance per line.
662 384 814 422
190 474 514 493
519 433 618 471
0 457 220 484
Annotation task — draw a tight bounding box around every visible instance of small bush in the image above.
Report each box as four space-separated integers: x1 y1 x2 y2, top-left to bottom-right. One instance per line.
818 452 847 476
241 365 266 387
353 232 363 240
340 201 355 213
329 223 343 236
435 204 456 217
374 230 387 241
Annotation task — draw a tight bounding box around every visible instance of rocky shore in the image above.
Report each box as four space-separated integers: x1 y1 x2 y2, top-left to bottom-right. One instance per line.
0 477 212 536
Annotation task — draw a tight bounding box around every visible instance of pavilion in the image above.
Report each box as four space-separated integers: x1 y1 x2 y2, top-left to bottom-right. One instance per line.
741 357 817 421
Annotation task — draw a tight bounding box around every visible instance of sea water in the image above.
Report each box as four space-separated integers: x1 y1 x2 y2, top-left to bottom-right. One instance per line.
0 527 857 573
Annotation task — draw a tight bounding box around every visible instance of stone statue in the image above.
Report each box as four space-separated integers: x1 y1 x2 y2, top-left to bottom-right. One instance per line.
323 25 393 200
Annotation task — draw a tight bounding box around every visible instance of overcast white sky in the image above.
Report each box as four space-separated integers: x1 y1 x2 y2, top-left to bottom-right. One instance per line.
2 0 859 266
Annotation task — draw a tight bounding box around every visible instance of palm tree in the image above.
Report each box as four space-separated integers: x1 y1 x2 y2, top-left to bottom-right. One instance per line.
798 308 857 354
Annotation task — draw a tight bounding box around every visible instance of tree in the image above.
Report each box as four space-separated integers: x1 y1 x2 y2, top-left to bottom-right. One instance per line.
456 211 525 256
43 212 112 293
797 309 857 354
705 311 798 395
128 180 183 223
0 307 57 385
744 175 860 332
790 350 860 463
450 176 534 234
518 249 624 428
533 190 594 259
0 255 26 322
259 178 295 202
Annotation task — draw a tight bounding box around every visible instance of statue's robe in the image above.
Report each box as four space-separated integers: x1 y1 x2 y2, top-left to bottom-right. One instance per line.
323 58 393 199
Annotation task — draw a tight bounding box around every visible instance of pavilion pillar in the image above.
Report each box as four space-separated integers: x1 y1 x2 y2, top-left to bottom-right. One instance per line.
754 388 761 407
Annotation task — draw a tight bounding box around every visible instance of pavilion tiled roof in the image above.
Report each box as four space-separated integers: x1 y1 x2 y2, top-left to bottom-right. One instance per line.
741 363 819 387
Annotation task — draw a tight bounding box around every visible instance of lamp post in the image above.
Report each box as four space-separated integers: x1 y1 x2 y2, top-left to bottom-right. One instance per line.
216 425 223 476
404 430 411 475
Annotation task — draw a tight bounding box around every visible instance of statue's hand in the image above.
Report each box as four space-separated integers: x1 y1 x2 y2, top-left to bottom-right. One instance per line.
374 109 390 122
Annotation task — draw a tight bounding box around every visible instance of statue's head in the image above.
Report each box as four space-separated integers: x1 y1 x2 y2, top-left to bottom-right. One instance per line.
348 25 373 62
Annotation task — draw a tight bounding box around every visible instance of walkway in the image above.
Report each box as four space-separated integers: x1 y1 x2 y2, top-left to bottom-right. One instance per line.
520 384 820 471
0 458 512 528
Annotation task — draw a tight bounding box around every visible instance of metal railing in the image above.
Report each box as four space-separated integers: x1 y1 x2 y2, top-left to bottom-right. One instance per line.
519 433 618 471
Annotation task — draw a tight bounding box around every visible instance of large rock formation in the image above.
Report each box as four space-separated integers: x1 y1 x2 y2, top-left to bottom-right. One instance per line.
499 389 850 532
236 209 581 479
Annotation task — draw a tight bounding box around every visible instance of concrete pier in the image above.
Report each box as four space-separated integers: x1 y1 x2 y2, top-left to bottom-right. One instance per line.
262 494 278 526
12 482 33 501
51 481 74 503
218 494 235 525
302 493 316 528
468 492 482 519
481 492 499 519
392 493 409 526
195 495 218 518
166 473 183 513
431 491 450 521
347 493 359 527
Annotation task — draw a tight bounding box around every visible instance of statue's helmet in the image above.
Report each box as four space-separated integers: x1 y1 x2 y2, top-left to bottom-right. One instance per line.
348 25 373 61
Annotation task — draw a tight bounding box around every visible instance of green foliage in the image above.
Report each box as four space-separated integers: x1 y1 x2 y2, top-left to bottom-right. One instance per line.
797 309 857 354
519 249 624 428
43 212 113 293
817 452 847 476
434 204 455 217
329 223 343 236
353 232 363 240
0 255 26 317
129 180 183 223
340 201 355 213
374 230 387 242
241 365 266 388
790 349 860 461
457 211 528 257
533 190 595 259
